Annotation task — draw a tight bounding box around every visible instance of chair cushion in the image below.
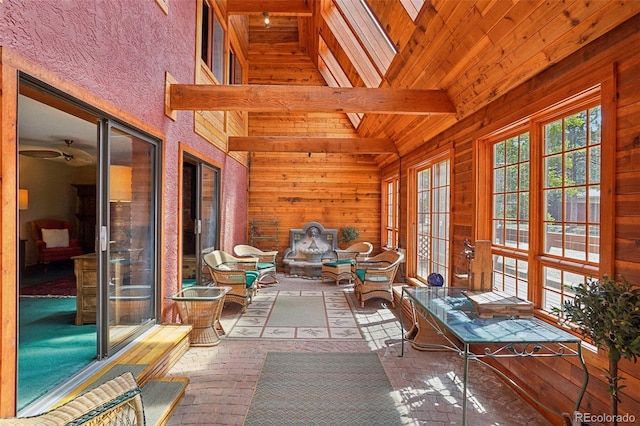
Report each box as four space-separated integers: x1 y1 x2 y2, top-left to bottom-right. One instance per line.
182 279 197 288
324 259 354 267
41 228 69 248
257 262 274 270
245 271 259 287
366 276 390 283
355 269 366 282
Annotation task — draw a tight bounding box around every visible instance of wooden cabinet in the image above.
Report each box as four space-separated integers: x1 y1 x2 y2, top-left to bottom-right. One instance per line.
73 253 122 325
73 253 97 325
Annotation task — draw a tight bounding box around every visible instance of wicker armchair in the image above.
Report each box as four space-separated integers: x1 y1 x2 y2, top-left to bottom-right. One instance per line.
233 244 278 284
353 250 404 308
0 372 144 425
203 250 259 313
337 242 373 261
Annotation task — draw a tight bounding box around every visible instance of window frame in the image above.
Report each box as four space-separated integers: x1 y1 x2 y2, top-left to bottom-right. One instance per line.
382 175 399 249
408 149 452 286
198 0 227 85
476 83 615 320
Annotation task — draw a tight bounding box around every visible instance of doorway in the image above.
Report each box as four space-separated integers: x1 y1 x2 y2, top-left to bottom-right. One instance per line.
17 77 160 411
181 154 220 287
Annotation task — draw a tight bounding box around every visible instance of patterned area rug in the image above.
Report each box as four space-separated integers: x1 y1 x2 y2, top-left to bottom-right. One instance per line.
19 276 76 297
226 291 362 339
244 352 402 425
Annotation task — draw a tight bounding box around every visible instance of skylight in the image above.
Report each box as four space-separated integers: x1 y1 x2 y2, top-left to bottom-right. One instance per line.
334 0 396 73
322 1 387 87
399 0 425 21
318 36 363 129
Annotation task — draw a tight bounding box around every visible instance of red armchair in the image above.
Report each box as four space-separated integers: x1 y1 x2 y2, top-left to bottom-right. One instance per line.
31 219 84 264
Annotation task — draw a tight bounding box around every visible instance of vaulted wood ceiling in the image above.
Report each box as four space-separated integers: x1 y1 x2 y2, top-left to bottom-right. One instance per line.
225 0 640 165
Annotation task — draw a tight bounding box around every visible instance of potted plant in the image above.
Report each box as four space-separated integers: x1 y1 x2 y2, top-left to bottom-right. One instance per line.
554 276 640 425
340 226 360 248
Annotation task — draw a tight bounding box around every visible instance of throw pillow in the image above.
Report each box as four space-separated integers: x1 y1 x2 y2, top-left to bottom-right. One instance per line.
41 228 70 248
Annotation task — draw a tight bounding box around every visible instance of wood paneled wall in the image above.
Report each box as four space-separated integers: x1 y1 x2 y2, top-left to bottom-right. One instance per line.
247 152 381 258
383 15 640 424
246 26 382 259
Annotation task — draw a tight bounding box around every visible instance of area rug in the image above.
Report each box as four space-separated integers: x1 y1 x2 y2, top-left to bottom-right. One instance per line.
19 276 76 297
266 295 326 327
226 291 362 340
244 352 402 425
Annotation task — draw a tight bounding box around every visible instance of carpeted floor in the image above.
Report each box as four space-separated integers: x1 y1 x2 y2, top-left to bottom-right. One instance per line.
244 352 402 425
18 297 96 411
226 291 362 339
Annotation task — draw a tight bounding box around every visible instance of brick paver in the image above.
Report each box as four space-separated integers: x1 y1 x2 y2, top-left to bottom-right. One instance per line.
167 275 551 425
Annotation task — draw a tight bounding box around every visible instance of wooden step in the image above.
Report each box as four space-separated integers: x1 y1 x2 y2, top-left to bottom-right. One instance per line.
61 325 191 402
141 377 189 426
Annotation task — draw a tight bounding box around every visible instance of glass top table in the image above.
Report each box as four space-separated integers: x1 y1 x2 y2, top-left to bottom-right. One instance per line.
404 286 581 344
401 286 588 425
171 286 231 347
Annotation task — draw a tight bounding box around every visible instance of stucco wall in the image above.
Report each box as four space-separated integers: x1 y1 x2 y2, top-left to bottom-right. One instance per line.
0 1 248 310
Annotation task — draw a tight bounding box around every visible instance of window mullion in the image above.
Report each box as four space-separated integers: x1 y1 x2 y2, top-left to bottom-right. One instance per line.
529 122 543 307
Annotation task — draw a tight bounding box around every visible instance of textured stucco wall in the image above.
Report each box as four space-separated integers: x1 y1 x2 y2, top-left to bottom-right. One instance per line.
0 1 248 318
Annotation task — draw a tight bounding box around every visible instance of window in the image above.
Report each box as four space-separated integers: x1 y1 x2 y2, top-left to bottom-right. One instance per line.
542 105 602 312
200 1 226 83
414 156 451 284
399 0 424 21
383 176 399 249
317 36 362 128
491 130 530 300
229 47 243 85
481 90 604 316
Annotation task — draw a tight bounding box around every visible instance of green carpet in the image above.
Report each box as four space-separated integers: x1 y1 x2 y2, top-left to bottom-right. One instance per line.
18 297 96 411
245 352 403 425
266 296 326 327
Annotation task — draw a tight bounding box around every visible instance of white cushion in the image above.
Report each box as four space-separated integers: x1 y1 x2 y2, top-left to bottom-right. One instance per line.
41 228 69 248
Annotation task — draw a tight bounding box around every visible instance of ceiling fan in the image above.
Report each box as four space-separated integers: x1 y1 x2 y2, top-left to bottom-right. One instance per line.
19 139 95 167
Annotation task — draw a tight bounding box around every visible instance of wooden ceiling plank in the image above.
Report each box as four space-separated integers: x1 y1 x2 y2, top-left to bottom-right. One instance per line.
228 136 398 153
170 84 455 114
227 0 312 16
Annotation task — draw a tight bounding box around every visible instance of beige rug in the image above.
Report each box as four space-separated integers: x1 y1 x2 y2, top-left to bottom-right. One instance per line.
226 290 362 340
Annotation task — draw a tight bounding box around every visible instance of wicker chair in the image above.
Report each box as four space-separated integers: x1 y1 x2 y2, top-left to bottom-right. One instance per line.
337 242 373 261
321 242 373 285
353 250 404 308
0 372 144 425
202 250 259 313
233 244 278 284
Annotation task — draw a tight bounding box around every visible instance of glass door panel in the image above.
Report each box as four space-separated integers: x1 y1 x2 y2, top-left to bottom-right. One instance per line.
105 125 157 354
200 164 219 255
181 157 219 287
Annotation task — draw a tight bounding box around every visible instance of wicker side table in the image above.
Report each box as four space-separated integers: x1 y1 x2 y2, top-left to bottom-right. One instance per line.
171 286 231 346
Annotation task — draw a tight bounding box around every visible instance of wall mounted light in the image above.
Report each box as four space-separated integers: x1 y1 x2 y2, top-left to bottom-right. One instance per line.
263 12 270 28
19 189 29 210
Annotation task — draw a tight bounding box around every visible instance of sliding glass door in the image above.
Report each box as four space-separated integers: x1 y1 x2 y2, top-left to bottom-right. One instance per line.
100 122 159 357
181 155 220 287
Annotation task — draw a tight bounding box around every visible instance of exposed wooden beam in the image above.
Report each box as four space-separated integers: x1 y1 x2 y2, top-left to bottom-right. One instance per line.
227 0 313 16
228 136 398 154
170 84 455 115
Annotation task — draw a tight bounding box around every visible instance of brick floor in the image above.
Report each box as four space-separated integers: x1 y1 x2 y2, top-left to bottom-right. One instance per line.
166 275 552 425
